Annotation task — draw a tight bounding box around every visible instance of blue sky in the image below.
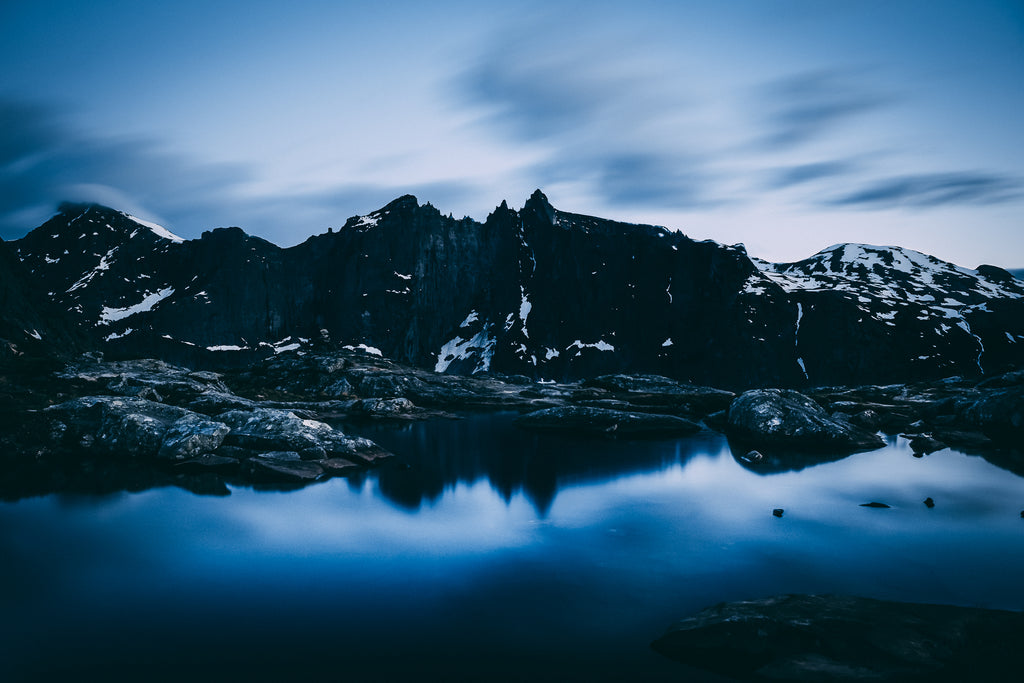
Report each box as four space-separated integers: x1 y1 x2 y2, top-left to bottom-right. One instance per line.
1 0 1022 267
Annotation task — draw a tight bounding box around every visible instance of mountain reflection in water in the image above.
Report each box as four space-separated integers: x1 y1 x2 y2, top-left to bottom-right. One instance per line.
3 412 1024 682
351 412 712 515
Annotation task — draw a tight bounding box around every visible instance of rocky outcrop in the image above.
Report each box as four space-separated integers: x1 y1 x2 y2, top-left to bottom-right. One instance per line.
515 406 702 438
652 594 1024 681
726 389 885 453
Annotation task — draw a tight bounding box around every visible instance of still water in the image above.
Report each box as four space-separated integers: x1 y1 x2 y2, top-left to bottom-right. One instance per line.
3 413 1024 681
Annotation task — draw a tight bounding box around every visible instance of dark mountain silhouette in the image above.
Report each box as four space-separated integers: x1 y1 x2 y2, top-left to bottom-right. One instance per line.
7 192 1024 388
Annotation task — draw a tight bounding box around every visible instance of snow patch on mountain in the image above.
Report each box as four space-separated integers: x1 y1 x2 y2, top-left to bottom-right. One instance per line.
123 213 184 243
436 328 496 373
98 287 175 324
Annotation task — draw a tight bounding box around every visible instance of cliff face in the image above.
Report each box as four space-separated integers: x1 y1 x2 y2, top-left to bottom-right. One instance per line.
8 193 1024 388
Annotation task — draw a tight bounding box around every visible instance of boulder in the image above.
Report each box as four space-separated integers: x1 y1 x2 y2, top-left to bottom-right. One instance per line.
156 414 230 461
726 389 885 453
218 407 392 463
515 406 702 438
956 386 1024 444
652 594 1024 681
45 396 190 458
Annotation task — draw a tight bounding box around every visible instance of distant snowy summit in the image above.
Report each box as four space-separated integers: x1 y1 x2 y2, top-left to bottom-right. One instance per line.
4 192 1023 388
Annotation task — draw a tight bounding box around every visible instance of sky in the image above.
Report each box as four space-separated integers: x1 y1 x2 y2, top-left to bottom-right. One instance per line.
1 0 1022 267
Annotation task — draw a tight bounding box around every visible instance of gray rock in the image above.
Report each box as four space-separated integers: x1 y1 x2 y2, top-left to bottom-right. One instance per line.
157 414 230 461
187 391 256 416
356 397 415 415
515 406 702 438
218 407 392 463
652 594 1024 681
726 389 885 453
45 396 190 458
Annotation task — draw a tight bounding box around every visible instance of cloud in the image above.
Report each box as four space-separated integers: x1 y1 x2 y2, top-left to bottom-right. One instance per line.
765 160 859 190
0 97 479 244
457 25 720 209
754 71 891 150
826 172 1023 208
0 97 252 239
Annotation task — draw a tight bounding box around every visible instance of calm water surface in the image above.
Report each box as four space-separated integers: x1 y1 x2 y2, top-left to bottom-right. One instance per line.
3 412 1024 681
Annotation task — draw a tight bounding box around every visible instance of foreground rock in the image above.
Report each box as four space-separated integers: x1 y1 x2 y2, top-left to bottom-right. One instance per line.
515 406 702 438
727 389 885 453
652 594 1024 682
218 407 393 464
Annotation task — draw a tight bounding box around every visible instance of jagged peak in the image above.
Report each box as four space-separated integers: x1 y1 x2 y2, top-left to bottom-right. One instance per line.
522 189 555 225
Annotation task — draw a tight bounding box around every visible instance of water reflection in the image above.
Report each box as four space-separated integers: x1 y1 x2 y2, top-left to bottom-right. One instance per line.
4 415 1024 681
352 413 722 515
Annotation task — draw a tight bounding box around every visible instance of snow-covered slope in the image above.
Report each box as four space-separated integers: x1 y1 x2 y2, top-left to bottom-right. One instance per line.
746 244 1024 380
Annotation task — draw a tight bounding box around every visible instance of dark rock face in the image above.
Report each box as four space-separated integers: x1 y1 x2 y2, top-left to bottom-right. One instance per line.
0 237 85 363
651 594 1024 682
156 413 230 461
12 194 1024 388
726 389 886 453
515 406 702 438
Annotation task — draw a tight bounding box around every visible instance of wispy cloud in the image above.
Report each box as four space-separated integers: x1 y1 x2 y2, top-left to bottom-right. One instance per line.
457 25 721 209
765 160 859 190
754 70 891 150
0 97 478 243
827 172 1023 208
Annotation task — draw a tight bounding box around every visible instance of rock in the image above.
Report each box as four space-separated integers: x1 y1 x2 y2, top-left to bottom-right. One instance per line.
356 397 415 416
515 406 702 438
924 497 935 508
930 428 993 452
726 389 885 453
156 414 230 461
320 458 361 476
860 502 891 508
702 409 729 432
45 396 190 458
956 386 1024 444
651 594 1024 681
57 358 232 405
772 508 784 518
245 456 323 483
581 375 735 415
847 408 882 431
741 450 764 463
187 391 256 415
218 407 391 462
908 434 945 456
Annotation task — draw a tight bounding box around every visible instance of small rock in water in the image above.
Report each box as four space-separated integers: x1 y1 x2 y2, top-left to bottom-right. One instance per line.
860 502 891 508
924 497 935 508
1020 510 1024 519
741 450 764 463
772 508 784 518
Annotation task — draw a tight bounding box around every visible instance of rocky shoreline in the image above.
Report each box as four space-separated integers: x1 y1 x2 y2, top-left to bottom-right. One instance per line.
1 345 1023 500
652 594 1024 681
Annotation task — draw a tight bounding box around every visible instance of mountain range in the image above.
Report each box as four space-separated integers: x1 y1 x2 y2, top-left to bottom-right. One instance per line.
3 190 1022 388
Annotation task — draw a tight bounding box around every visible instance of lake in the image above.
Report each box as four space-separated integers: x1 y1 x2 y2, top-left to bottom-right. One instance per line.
3 412 1024 681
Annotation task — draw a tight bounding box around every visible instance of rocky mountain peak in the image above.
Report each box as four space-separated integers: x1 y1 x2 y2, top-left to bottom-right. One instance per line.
522 189 555 225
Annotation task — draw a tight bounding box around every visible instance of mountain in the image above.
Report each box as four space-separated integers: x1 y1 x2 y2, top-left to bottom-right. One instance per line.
0 235 85 363
8 193 1024 388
